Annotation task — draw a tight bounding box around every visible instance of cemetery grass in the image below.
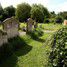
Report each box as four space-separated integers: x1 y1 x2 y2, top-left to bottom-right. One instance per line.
20 23 63 31
38 23 63 31
0 33 52 67
0 23 62 67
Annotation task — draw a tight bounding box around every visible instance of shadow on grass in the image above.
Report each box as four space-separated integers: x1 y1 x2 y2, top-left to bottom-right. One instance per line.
0 54 18 67
0 36 32 67
8 36 32 53
27 33 45 43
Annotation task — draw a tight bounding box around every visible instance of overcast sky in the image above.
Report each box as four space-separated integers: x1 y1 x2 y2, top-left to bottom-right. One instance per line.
0 0 67 13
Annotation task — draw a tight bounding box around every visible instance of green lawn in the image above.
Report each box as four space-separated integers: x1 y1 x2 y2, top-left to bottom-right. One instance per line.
20 23 63 31
0 23 63 67
38 23 63 31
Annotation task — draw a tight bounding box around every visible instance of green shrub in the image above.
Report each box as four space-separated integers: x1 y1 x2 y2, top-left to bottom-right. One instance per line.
44 18 50 23
55 16 63 24
49 26 67 67
27 28 44 40
35 28 44 36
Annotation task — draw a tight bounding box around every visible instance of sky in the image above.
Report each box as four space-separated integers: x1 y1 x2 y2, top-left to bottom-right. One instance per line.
0 0 67 13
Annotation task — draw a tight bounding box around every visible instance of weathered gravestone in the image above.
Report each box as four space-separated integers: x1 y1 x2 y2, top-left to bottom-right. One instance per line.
27 18 34 32
26 18 37 32
64 20 67 25
3 17 19 38
0 30 8 46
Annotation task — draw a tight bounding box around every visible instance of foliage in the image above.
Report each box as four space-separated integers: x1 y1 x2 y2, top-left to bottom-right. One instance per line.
0 5 16 21
16 3 31 22
31 4 50 23
3 5 15 19
30 4 44 23
0 4 4 21
50 11 56 18
38 4 50 18
58 11 67 19
49 26 67 67
30 4 49 23
27 27 44 40
55 16 63 24
44 18 50 23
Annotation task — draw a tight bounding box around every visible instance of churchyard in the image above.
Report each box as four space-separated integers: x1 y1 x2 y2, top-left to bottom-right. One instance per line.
0 1 67 67
0 20 64 67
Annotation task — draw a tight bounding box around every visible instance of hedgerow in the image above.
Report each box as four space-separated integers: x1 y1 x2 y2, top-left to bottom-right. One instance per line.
49 26 67 67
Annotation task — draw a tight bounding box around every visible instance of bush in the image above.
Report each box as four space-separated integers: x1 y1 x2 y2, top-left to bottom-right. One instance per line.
44 18 50 23
55 16 63 24
27 28 44 39
49 26 67 67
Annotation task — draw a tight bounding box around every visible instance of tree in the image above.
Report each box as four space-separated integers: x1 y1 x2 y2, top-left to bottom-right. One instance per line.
0 4 4 21
38 4 50 18
30 4 44 23
55 16 63 24
50 11 56 18
4 5 15 18
30 4 50 23
16 3 31 22
58 11 67 19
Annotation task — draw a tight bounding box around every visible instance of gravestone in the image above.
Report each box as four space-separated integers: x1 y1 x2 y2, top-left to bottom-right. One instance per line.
0 30 8 46
27 18 34 32
3 17 19 38
64 20 67 25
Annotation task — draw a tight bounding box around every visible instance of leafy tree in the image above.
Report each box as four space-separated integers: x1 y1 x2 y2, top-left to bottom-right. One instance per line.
58 11 67 19
55 16 63 24
50 11 56 18
38 4 50 18
30 4 44 23
30 4 50 23
16 3 31 22
4 5 16 18
0 4 4 21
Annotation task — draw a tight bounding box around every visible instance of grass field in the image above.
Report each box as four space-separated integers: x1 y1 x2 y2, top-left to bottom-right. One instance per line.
0 23 63 67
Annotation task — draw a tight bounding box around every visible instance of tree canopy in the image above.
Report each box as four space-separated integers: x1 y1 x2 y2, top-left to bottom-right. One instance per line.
30 4 44 23
4 5 16 18
58 12 67 20
30 4 50 23
0 4 4 21
16 3 31 22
